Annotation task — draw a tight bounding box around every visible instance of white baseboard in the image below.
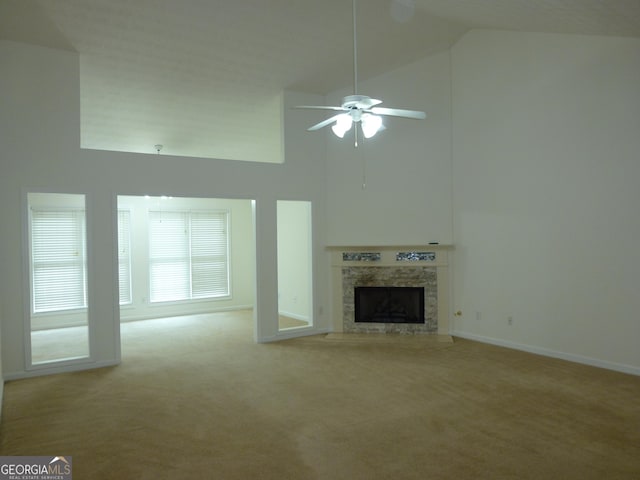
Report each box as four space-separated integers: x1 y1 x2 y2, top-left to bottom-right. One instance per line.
3 359 120 381
259 327 329 343
451 330 640 377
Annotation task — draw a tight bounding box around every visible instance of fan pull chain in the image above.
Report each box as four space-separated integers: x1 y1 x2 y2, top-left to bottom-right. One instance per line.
361 156 367 190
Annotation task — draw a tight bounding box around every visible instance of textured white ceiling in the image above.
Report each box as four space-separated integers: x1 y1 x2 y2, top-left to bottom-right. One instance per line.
1 0 639 162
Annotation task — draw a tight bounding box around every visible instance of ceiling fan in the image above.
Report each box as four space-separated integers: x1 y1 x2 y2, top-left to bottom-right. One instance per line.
296 0 426 145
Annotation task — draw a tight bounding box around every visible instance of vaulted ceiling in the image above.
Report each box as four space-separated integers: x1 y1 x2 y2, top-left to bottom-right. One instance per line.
2 0 639 161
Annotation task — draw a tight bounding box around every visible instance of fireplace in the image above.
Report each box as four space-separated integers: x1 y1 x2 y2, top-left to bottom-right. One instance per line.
341 265 437 334
355 287 425 324
330 245 451 335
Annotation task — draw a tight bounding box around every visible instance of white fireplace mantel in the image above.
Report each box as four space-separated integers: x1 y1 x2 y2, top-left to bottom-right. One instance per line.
328 245 452 335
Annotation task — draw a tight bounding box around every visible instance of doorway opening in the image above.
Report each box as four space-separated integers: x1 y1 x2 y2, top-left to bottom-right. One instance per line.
277 200 313 331
27 192 90 366
116 195 256 341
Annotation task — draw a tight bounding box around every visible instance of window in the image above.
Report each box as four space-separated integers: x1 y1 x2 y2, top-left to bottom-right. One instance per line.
118 210 132 305
30 208 87 313
149 210 229 303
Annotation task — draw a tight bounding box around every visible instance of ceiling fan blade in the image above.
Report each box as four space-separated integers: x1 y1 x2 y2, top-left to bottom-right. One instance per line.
307 114 345 131
370 107 426 119
295 105 347 112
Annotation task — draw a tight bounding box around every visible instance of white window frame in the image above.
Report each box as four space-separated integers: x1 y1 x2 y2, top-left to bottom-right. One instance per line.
148 209 230 304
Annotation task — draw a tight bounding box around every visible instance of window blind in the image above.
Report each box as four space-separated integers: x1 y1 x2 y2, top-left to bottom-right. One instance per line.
31 208 87 313
149 211 190 302
117 210 132 305
148 210 229 303
191 211 229 298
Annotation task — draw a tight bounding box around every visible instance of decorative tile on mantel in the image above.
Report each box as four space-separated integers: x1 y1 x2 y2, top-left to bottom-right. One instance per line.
396 251 436 262
342 252 381 262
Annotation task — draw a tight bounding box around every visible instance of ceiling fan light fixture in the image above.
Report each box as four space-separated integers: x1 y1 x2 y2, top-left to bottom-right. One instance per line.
295 0 425 145
331 114 353 138
361 113 383 138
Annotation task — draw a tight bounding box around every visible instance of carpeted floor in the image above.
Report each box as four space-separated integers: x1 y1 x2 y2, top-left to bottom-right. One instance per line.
1 310 639 479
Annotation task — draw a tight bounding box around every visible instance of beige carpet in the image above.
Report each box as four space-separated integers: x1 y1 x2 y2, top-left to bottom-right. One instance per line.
1 310 639 479
279 314 309 329
30 325 89 364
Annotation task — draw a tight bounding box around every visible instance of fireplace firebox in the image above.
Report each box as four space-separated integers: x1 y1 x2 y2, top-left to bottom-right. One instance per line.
354 287 425 324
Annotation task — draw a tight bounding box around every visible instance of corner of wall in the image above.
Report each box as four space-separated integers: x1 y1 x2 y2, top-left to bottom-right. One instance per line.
0 298 4 420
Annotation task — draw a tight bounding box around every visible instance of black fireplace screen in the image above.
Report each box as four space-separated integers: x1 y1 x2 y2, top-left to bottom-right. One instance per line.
354 287 425 324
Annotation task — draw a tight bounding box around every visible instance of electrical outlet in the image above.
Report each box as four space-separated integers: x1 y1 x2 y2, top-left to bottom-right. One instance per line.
507 316 513 325
475 311 481 321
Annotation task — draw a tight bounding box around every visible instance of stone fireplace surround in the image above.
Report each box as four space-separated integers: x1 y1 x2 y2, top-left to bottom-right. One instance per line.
344 266 436 333
330 245 451 335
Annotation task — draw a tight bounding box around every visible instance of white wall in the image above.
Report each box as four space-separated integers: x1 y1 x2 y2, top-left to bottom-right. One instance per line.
450 31 640 374
325 50 453 246
0 40 330 379
117 195 254 322
277 200 313 322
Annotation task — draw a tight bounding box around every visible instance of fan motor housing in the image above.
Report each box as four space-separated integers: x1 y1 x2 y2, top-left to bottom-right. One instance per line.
342 95 381 110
